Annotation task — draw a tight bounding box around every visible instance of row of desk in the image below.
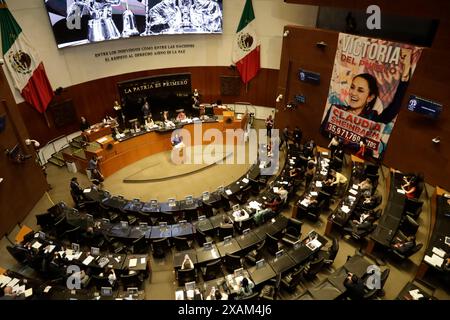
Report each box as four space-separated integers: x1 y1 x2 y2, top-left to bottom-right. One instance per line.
366 170 406 253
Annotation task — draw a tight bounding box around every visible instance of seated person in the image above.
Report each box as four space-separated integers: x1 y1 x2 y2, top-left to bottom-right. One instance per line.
304 161 316 186
358 178 373 196
73 269 91 288
176 110 187 122
181 254 194 270
163 111 176 128
237 277 255 299
144 114 156 129
401 174 423 199
443 255 450 272
328 170 348 189
289 167 303 180
360 194 382 210
391 236 416 254
70 177 85 204
343 273 366 300
300 194 318 209
264 196 282 212
99 267 117 287
232 209 249 222
220 215 234 228
0 286 24 300
253 207 274 225
275 186 289 203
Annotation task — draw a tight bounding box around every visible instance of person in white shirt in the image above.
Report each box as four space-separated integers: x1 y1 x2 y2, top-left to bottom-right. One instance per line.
275 186 289 203
232 209 249 222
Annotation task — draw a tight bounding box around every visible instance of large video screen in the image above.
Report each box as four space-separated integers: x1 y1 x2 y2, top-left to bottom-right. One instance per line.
44 0 223 48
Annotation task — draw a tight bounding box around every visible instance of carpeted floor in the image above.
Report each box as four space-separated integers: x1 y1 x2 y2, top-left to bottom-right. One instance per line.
0 120 448 300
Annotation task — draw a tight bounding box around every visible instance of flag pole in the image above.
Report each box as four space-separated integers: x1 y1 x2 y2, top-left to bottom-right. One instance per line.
43 110 51 128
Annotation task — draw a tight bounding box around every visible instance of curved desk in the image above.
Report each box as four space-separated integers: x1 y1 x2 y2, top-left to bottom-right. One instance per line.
84 118 248 178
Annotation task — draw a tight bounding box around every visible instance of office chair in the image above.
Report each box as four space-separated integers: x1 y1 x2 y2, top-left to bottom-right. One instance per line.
236 218 253 234
129 236 148 254
281 265 305 293
266 233 281 256
202 259 223 281
218 226 234 241
172 236 192 251
245 240 265 265
319 237 339 267
62 225 81 243
100 203 119 222
260 273 282 300
120 272 144 290
392 243 423 260
364 268 390 299
152 238 168 259
195 229 213 247
223 253 243 273
52 216 70 238
400 215 419 236
281 218 303 246
303 256 325 281
364 164 379 176
104 234 126 254
404 198 423 220
177 268 196 286
7 245 29 264
138 210 152 224
91 274 112 290
36 212 54 232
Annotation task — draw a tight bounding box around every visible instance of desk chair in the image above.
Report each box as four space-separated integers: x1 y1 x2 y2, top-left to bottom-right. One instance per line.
172 236 192 251
260 273 282 300
104 234 126 254
223 253 243 273
218 226 234 241
52 216 70 238
400 215 419 236
160 212 177 224
265 233 281 256
152 238 168 259
201 259 223 281
235 218 253 235
91 274 113 290
392 243 423 260
129 236 148 254
281 266 305 293
120 272 143 290
303 256 325 281
62 225 82 243
99 203 119 223
138 211 153 224
177 268 196 286
281 218 303 246
36 212 54 232
119 209 137 226
195 229 213 247
404 198 423 220
245 240 265 265
7 246 29 264
318 237 339 267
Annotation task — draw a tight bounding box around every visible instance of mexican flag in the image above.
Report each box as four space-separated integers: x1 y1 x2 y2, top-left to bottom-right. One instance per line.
0 0 53 113
232 0 260 84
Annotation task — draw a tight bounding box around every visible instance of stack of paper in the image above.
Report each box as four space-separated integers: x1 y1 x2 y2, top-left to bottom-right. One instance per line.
242 178 249 184
341 206 350 214
175 290 184 300
129 258 138 268
140 257 146 265
349 189 358 196
82 255 94 266
409 289 424 300
315 181 323 188
432 247 445 257
32 242 42 250
0 275 12 287
225 189 232 195
424 254 444 267
397 189 406 194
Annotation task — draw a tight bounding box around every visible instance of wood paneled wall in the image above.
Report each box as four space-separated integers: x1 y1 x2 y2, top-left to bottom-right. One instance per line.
0 68 48 238
275 22 450 190
18 67 279 145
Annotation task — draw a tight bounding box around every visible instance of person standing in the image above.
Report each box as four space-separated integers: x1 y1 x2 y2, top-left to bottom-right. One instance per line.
141 99 150 120
328 135 341 156
293 126 302 147
265 115 274 138
80 116 91 132
280 126 290 150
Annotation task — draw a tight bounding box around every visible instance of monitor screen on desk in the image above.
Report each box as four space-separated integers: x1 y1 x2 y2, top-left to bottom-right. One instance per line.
293 240 302 249
232 204 240 212
101 287 113 297
168 198 177 207
139 222 148 230
223 235 232 244
91 247 100 256
202 191 210 201
120 221 129 229
159 222 168 228
243 228 250 235
178 220 187 225
198 215 206 221
71 243 80 253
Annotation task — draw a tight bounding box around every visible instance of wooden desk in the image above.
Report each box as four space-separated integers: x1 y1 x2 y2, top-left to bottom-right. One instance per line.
94 120 245 178
82 125 112 142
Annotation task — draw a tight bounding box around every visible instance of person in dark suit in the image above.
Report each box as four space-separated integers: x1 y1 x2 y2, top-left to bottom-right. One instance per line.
391 236 416 254
80 117 91 132
219 215 234 229
0 286 24 300
343 273 366 300
293 126 302 147
70 177 84 205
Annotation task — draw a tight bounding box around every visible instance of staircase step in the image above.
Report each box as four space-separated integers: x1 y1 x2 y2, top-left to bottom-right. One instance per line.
48 157 66 167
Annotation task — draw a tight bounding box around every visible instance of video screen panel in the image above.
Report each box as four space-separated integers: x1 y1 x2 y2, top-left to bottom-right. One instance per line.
44 0 223 48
